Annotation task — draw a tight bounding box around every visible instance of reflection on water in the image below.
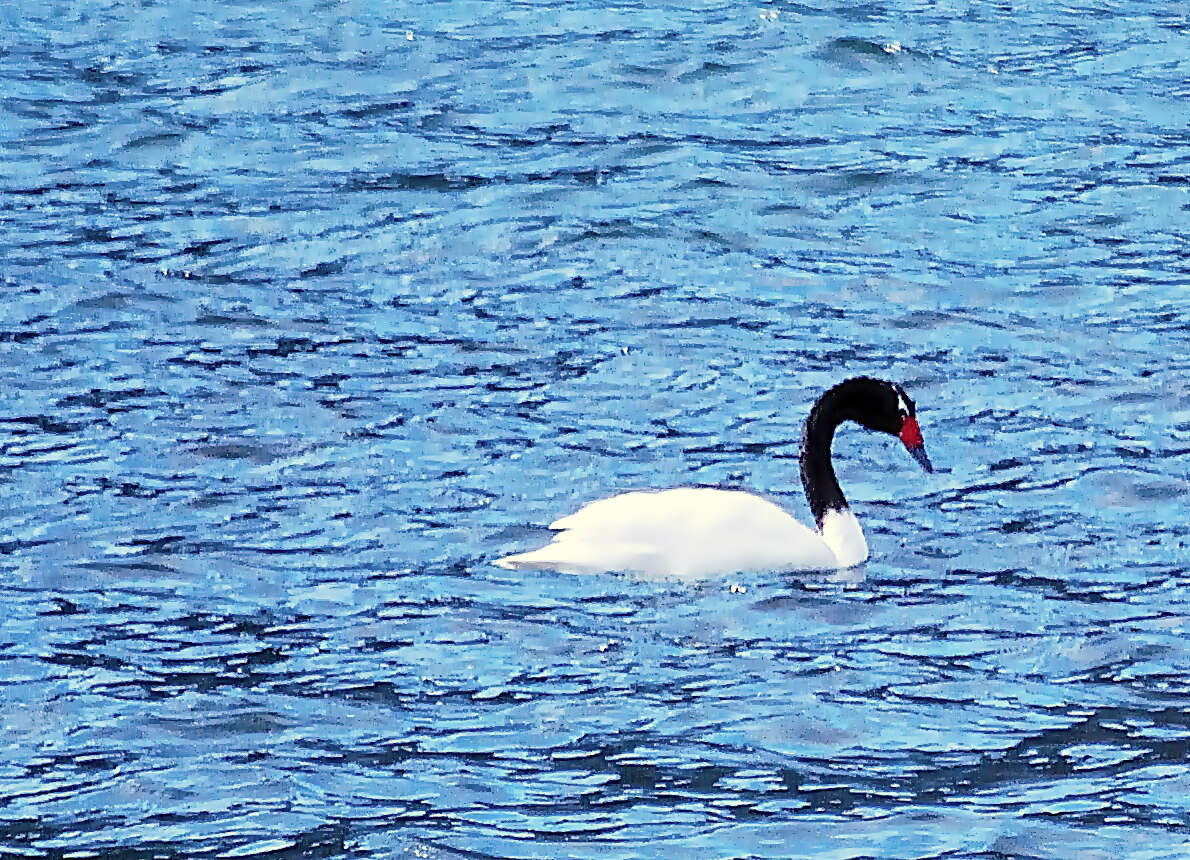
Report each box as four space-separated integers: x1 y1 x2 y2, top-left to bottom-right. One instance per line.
2 0 1190 856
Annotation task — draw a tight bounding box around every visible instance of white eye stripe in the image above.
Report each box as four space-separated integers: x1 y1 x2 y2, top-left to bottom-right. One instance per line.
896 393 909 415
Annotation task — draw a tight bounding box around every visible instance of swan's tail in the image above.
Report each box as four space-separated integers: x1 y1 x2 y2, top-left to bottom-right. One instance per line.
493 551 530 570
493 544 607 575
493 547 576 571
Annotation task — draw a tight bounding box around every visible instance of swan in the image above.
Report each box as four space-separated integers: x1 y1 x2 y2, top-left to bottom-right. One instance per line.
494 377 933 578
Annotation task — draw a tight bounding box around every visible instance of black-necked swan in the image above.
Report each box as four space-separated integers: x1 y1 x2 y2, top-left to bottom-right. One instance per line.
494 377 933 578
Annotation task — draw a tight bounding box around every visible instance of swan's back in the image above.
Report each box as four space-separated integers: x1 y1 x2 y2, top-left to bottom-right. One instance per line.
495 487 840 578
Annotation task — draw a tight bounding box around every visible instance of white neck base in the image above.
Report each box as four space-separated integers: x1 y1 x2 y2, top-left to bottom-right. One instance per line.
820 508 869 568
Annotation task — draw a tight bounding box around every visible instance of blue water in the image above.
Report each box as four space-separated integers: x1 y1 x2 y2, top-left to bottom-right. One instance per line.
3 1 1190 857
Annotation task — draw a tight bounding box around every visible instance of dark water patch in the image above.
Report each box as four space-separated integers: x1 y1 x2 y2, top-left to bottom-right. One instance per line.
123 131 186 150
345 171 491 193
55 386 164 410
818 36 915 65
675 61 740 83
338 98 415 120
0 414 85 435
181 237 234 257
193 310 274 327
187 441 292 463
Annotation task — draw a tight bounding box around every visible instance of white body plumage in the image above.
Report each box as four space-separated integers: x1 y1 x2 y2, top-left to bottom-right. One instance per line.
494 487 868 578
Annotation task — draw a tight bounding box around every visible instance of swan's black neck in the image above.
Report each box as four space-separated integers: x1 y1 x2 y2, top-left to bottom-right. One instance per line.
800 396 847 530
800 377 893 529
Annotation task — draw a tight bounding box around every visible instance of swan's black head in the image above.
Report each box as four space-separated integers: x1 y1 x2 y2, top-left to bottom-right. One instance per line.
801 376 933 527
816 377 933 472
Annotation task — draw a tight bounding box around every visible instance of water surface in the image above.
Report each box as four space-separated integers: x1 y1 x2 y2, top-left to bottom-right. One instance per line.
2 1 1190 857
